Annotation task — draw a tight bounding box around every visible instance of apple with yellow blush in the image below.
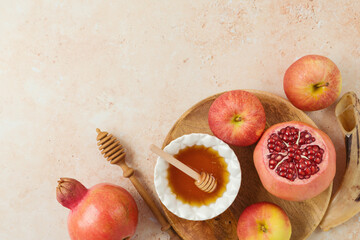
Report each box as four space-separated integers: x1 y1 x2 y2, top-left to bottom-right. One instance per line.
208 90 266 146
237 202 291 240
283 55 342 111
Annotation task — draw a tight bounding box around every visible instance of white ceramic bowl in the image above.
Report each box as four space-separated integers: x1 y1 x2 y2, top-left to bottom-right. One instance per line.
154 133 241 221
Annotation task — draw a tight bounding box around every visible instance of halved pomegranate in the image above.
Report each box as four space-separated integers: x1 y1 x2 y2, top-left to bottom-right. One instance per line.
254 121 336 201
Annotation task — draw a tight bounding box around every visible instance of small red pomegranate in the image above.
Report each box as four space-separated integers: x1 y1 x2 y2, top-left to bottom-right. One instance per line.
254 121 336 201
56 178 138 240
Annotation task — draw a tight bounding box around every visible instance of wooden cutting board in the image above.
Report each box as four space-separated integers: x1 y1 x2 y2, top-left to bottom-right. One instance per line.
161 90 332 240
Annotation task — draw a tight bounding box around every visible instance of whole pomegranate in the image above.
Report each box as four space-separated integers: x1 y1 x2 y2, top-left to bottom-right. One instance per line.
56 178 138 240
254 121 336 201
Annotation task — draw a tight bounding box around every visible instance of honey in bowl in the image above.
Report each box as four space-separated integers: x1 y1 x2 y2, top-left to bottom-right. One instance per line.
167 145 229 207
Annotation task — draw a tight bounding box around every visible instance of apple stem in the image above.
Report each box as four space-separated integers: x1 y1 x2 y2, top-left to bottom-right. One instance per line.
234 116 242 122
261 225 267 233
315 82 329 88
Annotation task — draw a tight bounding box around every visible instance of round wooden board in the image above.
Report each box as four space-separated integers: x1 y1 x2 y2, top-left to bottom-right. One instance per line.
161 90 332 240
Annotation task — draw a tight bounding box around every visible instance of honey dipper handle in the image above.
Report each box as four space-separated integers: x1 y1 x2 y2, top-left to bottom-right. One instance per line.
116 161 181 240
150 144 200 180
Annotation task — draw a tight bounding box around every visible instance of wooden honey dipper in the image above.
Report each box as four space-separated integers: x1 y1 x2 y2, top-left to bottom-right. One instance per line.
150 144 217 193
96 128 180 240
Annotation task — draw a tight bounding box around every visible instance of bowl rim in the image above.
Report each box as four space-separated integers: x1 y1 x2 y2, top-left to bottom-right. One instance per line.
154 133 242 221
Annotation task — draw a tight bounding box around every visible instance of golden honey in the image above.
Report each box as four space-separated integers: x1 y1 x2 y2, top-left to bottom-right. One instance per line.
167 145 229 206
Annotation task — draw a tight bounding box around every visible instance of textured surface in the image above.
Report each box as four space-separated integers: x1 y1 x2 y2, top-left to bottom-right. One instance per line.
0 0 360 239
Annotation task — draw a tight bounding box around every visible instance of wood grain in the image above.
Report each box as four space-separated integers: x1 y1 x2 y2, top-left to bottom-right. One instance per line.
161 90 332 240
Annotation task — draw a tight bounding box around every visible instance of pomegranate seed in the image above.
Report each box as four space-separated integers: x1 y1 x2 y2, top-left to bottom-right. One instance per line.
305 168 311 175
289 162 294 168
308 155 315 160
275 146 281 151
269 160 277 165
275 155 282 161
311 166 316 174
299 175 304 179
287 169 294 174
313 146 319 151
315 152 322 158
320 149 324 154
314 158 321 164
288 152 294 158
295 155 301 160
269 165 275 169
305 160 311 166
305 175 310 179
286 173 293 179
299 163 306 169
280 171 286 177
283 135 288 141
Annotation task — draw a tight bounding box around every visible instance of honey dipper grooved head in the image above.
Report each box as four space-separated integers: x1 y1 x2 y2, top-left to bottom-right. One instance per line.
96 128 126 164
195 172 217 193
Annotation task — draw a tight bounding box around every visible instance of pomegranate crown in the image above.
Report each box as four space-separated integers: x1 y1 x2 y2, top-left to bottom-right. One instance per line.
56 178 88 210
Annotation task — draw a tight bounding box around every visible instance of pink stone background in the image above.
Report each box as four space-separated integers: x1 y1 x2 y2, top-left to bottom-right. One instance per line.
0 0 359 239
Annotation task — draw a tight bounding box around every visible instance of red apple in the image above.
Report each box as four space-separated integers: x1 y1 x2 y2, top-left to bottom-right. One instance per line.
237 202 292 240
283 55 342 111
208 90 266 146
